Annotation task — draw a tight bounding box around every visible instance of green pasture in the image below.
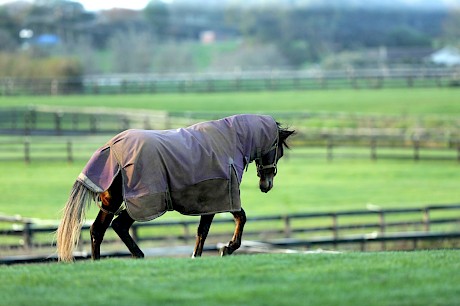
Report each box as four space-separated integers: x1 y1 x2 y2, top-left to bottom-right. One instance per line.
0 87 459 221
1 88 459 115
1 251 459 306
0 157 459 220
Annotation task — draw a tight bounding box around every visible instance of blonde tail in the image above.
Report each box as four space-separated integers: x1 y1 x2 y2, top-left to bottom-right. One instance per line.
56 181 97 262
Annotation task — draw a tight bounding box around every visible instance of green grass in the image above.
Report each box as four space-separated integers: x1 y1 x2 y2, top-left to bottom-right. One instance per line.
0 157 459 220
1 88 459 115
1 251 459 306
0 88 459 219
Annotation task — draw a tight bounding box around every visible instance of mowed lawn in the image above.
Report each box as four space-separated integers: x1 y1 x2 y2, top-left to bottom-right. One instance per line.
1 88 459 115
1 251 459 306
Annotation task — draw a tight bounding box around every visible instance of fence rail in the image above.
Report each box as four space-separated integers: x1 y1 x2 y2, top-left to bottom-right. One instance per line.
1 107 460 163
1 204 459 257
296 128 460 162
1 130 459 163
1 67 460 96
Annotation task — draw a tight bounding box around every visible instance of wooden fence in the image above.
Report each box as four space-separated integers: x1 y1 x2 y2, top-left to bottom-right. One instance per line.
1 204 460 257
1 67 459 96
1 131 459 163
296 129 460 162
0 106 173 136
1 107 460 163
2 107 459 137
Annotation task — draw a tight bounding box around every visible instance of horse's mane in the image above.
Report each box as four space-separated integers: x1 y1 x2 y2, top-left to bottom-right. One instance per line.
276 122 295 149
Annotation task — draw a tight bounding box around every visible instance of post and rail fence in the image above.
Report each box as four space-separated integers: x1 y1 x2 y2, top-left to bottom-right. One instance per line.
1 204 459 260
1 67 460 96
1 107 460 163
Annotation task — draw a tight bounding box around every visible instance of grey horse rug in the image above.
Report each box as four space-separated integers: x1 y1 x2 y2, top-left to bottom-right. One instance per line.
78 114 279 221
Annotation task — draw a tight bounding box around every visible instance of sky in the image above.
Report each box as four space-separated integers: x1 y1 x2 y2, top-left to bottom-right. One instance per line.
0 0 154 11
72 0 152 11
0 0 459 11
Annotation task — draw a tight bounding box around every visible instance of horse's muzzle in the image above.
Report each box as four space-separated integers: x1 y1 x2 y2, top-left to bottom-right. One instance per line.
259 178 273 193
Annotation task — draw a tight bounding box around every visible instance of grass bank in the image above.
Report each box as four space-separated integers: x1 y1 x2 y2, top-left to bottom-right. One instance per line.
1 251 459 306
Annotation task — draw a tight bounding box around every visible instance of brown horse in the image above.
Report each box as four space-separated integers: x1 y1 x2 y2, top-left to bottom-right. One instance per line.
57 114 294 262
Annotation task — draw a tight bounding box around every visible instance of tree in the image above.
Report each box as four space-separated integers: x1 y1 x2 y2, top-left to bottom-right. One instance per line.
0 8 19 51
441 9 460 48
109 30 154 73
144 0 170 39
385 26 431 47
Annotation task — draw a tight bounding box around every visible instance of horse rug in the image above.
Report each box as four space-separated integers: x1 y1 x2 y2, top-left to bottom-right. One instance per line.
77 114 278 221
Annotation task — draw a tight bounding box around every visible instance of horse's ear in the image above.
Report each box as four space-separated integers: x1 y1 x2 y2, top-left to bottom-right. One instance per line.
277 122 295 148
281 129 295 139
280 129 295 145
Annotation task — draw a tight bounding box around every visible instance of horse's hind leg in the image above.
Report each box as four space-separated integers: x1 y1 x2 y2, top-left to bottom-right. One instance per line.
220 208 246 256
90 173 123 260
112 210 144 258
90 209 114 260
192 214 215 258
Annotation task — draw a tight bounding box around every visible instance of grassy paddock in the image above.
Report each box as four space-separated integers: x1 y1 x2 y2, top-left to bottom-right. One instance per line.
0 157 459 220
1 251 459 306
1 88 459 115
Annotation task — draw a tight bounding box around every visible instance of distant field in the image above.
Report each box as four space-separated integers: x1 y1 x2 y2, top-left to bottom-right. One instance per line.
1 251 459 306
1 88 459 115
1 157 459 220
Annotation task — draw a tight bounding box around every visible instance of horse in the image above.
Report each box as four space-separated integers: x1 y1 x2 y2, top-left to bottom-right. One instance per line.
56 114 294 262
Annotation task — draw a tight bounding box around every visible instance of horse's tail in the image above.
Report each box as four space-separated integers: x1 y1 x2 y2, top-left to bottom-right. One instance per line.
56 181 97 262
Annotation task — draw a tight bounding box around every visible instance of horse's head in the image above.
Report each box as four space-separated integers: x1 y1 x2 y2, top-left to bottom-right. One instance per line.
256 123 295 193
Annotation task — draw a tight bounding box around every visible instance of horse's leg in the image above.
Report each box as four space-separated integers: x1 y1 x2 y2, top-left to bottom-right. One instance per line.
90 173 123 260
191 214 215 258
111 210 144 258
90 209 114 260
220 208 246 256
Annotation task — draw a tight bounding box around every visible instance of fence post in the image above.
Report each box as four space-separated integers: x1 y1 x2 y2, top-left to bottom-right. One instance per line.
90 115 97 134
55 112 62 136
207 79 214 92
283 216 291 238
457 142 460 163
12 109 17 130
332 213 338 241
72 113 79 130
121 116 130 131
23 221 33 250
413 136 420 161
24 139 30 164
327 135 334 162
406 76 413 87
423 208 430 232
67 140 73 163
379 211 386 250
24 110 31 135
370 136 377 161
143 116 151 130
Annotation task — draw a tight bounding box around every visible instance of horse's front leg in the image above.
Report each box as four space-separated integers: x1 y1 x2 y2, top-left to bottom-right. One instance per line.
192 214 214 258
112 210 144 258
220 208 246 256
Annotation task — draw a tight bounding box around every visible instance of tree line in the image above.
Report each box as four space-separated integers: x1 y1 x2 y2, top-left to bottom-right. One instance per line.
0 0 459 75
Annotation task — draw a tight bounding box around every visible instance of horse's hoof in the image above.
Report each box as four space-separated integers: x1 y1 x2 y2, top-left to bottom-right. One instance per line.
219 246 231 256
132 251 145 259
